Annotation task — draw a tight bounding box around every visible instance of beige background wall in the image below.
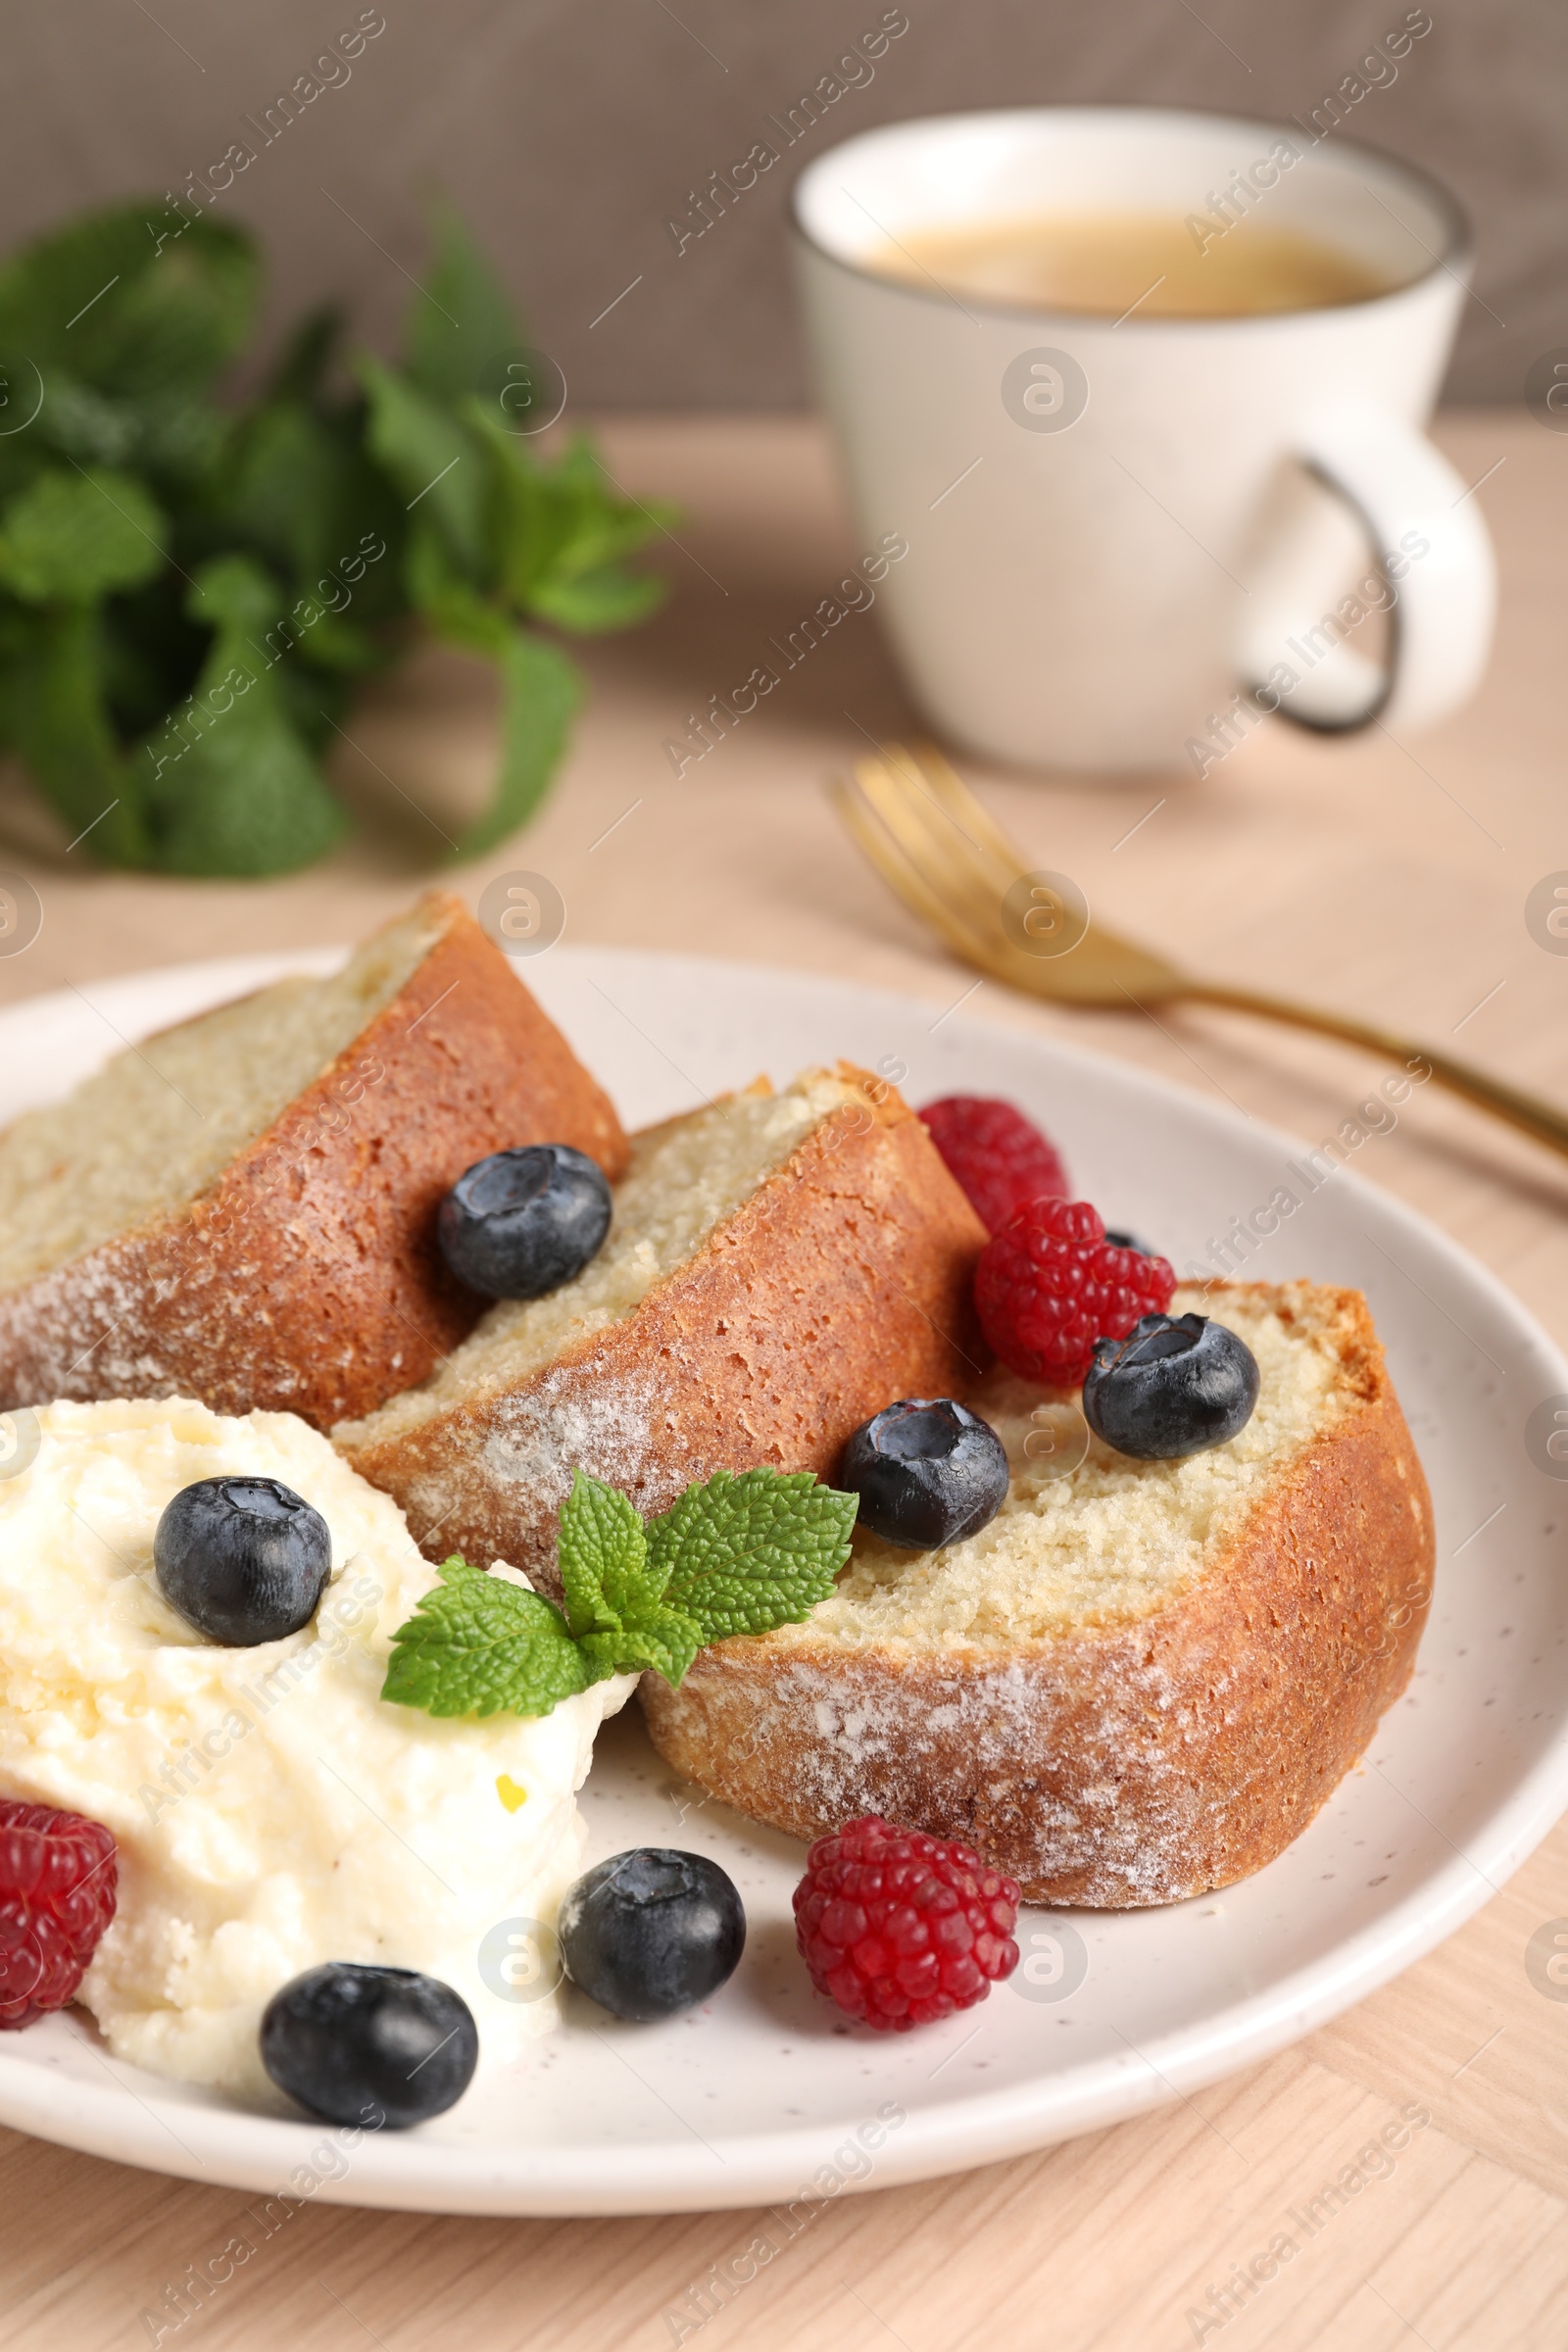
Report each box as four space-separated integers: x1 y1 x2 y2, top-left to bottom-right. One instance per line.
0 0 1560 407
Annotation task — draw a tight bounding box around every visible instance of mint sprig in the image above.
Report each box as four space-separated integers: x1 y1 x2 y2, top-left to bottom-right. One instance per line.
380 1467 858 1724
0 199 669 874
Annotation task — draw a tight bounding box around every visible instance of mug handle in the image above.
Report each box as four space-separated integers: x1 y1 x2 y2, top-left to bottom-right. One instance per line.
1256 404 1497 736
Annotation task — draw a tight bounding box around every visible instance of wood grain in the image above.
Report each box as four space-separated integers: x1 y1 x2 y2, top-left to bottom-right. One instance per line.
0 413 1563 2350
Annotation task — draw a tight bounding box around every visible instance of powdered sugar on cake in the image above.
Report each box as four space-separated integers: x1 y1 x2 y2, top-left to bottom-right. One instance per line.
641 1279 1433 1906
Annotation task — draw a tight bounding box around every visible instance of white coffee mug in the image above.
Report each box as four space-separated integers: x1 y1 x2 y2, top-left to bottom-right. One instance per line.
792 107 1495 774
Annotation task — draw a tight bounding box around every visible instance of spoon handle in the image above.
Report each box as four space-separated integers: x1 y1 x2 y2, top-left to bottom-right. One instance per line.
1182 984 1568 1163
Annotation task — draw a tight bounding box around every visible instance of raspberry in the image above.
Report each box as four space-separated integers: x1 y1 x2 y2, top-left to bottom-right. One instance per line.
793 1814 1020 2032
918 1096 1068 1236
0 1801 117 2030
975 1197 1176 1388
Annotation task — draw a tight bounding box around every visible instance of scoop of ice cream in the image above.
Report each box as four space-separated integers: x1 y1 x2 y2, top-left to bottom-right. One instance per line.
0 1397 630 2098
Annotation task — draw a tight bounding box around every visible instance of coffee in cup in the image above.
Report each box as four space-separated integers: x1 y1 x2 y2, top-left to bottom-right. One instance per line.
793 108 1495 774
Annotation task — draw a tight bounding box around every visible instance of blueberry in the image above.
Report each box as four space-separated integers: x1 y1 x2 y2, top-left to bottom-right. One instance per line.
1103 1228 1153 1256
1082 1313 1260 1459
840 1397 1010 1550
559 1849 745 2022
260 1962 477 2130
155 1477 330 1646
437 1144 612 1299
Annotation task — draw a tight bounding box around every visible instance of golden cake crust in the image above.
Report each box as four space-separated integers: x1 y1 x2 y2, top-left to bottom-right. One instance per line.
336 1071 989 1592
640 1283 1435 1907
0 896 627 1429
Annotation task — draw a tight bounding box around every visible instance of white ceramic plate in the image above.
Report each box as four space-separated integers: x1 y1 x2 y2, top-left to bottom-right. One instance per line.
0 945 1564 2217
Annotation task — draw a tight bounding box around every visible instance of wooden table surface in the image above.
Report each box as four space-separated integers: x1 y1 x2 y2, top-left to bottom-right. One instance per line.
1 413 1565 2350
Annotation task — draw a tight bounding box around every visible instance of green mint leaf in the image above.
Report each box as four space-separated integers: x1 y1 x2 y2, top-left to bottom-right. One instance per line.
137 554 346 876
578 1608 703 1690
463 421 571 609
263 304 340 405
46 386 226 489
573 1631 623 1686
381 1555 589 1720
526 564 665 635
399 536 583 852
461 410 672 612
648 1469 858 1642
404 207 522 408
540 439 676 580
223 400 399 612
359 356 488 578
557 1469 655 1639
0 203 256 401
404 520 506 652
448 623 581 858
0 468 165 604
0 605 149 863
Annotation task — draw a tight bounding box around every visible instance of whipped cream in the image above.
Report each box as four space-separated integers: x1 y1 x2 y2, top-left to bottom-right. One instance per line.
0 1398 629 2098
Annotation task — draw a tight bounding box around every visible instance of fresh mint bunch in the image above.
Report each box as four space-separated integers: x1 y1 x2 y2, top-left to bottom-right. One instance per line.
0 199 669 874
381 1467 858 1723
